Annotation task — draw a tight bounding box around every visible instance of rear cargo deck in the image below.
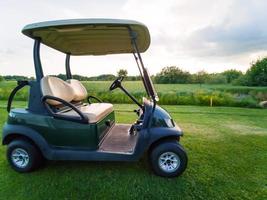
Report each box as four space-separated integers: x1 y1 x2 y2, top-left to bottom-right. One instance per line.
99 124 138 154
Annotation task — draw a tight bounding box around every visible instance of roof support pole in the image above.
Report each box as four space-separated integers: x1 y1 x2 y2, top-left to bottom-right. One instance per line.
127 27 150 96
130 31 157 126
65 54 72 79
132 52 150 96
127 27 158 112
33 39 44 81
131 37 146 74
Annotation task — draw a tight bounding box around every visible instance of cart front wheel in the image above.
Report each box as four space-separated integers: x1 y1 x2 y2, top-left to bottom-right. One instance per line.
149 141 187 177
7 139 44 173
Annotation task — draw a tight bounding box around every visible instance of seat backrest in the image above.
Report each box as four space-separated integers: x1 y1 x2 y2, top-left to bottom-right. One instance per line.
67 79 88 101
41 76 75 106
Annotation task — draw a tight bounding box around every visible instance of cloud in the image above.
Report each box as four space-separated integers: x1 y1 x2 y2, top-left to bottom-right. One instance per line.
176 0 267 57
1 0 267 76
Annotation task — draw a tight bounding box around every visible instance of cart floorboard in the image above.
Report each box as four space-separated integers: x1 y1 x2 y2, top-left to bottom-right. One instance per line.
99 124 138 154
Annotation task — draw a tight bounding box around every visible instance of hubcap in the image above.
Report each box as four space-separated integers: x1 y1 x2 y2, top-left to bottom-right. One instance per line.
158 152 180 173
11 148 29 168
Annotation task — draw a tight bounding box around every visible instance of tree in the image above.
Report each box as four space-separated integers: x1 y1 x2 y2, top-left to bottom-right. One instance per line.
117 69 128 77
154 66 191 84
0 75 4 82
3 75 28 81
245 57 267 86
194 70 209 86
222 69 243 83
97 74 116 81
232 75 248 86
56 74 67 80
205 73 227 84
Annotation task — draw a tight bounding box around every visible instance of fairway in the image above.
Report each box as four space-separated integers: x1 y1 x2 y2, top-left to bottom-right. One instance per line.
0 102 266 199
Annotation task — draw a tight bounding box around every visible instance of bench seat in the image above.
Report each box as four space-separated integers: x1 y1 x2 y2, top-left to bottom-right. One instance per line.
59 103 113 123
41 76 113 123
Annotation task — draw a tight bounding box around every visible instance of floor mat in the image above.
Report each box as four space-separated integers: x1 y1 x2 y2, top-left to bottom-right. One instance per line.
99 124 138 153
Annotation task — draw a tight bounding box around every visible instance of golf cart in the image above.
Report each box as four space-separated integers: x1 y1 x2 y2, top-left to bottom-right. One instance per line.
2 19 187 177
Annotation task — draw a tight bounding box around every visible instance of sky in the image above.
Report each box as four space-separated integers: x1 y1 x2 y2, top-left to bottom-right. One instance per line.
1 0 267 77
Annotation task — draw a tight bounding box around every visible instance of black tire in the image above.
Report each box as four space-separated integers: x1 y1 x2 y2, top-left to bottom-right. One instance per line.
149 141 188 177
7 139 44 173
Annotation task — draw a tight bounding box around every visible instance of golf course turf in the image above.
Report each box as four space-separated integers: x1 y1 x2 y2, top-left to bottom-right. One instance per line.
0 102 266 199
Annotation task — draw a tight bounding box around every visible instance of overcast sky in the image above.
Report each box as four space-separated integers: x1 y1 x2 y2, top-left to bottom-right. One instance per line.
1 0 267 77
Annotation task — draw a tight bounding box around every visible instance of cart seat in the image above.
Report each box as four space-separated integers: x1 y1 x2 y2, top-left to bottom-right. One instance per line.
66 79 88 102
66 79 114 122
41 76 113 123
62 103 113 123
41 76 75 106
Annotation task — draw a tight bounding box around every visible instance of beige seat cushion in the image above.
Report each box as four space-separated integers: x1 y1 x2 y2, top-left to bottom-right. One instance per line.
61 103 113 123
67 79 88 101
41 76 75 105
41 76 113 123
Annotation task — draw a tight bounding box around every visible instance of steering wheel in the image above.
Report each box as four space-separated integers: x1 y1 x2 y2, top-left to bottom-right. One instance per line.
109 76 124 91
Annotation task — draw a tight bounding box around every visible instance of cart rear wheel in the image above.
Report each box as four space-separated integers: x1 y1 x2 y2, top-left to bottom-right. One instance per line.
7 139 44 173
149 141 187 177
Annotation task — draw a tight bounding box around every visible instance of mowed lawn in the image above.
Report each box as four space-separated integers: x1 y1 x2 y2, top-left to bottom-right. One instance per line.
0 101 267 199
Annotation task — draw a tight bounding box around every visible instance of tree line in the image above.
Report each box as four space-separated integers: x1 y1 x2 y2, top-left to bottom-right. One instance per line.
0 71 141 82
1 57 267 86
154 57 267 86
154 67 243 85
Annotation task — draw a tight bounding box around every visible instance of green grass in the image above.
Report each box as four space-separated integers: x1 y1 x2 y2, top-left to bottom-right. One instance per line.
1 81 267 107
82 81 267 93
0 101 266 199
2 80 267 94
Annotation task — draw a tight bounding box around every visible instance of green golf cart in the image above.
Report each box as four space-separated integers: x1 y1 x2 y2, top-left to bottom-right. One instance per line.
2 19 187 177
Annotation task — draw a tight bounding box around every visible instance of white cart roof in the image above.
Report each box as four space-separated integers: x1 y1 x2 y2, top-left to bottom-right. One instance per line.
22 18 150 55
